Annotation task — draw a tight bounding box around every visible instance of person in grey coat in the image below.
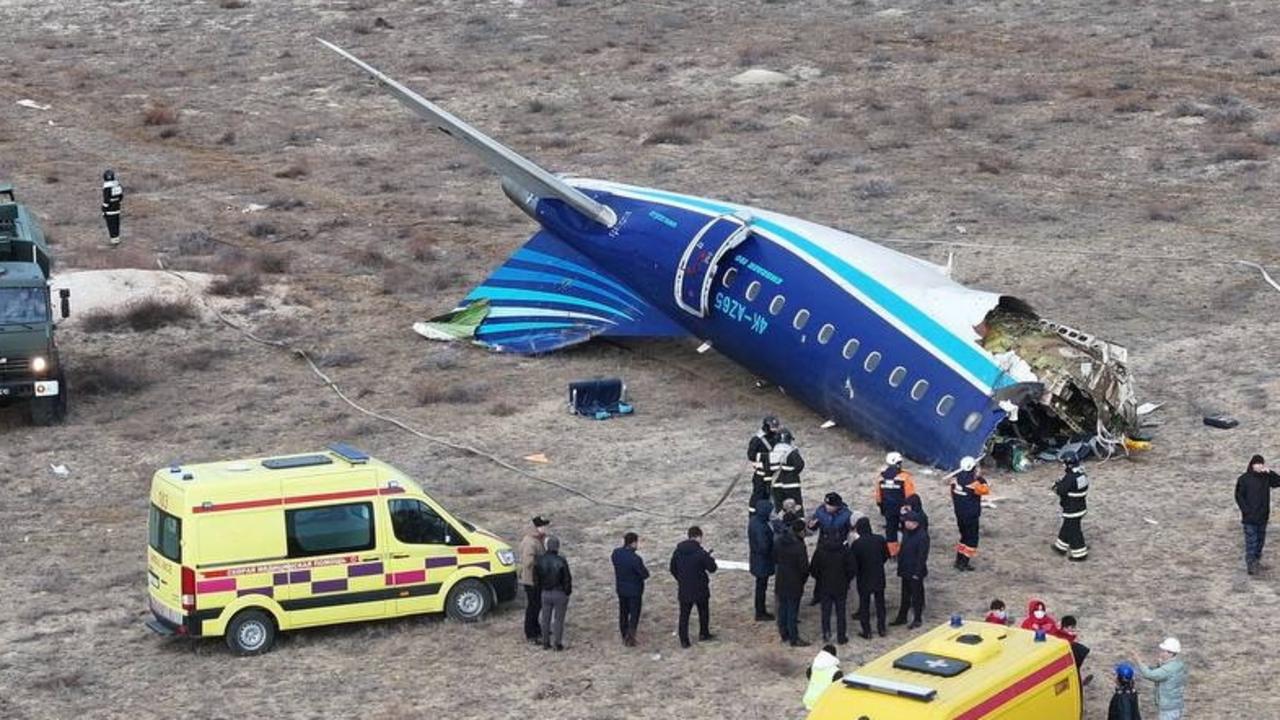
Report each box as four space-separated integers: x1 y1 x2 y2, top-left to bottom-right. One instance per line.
534 536 572 651
1130 637 1187 720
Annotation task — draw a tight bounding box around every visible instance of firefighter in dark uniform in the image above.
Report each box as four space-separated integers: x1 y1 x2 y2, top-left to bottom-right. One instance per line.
1053 459 1089 561
950 456 990 571
770 428 805 512
748 416 781 512
875 452 916 557
101 169 124 245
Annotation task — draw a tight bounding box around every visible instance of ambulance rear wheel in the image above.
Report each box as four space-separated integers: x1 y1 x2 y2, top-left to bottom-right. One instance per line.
226 609 276 655
445 579 492 623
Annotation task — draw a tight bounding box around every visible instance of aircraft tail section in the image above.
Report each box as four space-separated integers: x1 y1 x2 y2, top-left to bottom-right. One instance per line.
414 231 688 354
318 39 616 228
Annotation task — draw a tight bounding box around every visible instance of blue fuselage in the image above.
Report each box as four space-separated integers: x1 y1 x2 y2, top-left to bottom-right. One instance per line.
529 184 1006 468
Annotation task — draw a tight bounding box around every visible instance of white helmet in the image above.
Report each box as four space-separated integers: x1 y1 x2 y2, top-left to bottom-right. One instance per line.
885 451 903 466
959 456 977 472
1159 637 1181 654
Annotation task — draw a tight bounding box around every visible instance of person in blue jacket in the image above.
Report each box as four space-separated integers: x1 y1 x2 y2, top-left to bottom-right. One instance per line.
611 531 650 647
748 498 776 621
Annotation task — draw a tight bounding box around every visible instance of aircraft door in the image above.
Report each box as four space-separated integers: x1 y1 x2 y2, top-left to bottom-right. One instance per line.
673 213 751 317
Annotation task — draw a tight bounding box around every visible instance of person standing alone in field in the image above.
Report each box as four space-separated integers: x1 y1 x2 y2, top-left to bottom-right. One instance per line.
101 169 123 245
670 526 718 648
1235 454 1280 575
611 531 649 646
534 536 572 651
519 515 550 643
1053 459 1090 561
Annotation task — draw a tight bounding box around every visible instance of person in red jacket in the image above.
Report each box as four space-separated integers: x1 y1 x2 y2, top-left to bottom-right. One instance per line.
1020 598 1059 636
985 598 1010 625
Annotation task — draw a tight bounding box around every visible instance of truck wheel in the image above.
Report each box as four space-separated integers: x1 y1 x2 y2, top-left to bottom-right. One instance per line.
445 579 492 623
29 397 57 426
225 609 276 656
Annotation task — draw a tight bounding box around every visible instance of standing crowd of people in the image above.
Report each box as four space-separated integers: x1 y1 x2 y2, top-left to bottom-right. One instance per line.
509 416 1252 719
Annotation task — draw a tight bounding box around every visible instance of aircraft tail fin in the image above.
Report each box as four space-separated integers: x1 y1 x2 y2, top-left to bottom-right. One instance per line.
318 39 616 228
414 230 688 354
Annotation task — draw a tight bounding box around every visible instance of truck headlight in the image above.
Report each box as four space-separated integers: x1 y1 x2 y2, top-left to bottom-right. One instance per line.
31 356 48 374
496 549 516 566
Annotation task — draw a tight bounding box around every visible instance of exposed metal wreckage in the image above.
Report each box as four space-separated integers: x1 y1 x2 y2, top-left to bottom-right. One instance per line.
977 299 1145 469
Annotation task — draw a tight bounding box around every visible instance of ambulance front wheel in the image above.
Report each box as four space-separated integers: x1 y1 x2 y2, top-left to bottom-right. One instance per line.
226 609 276 655
446 579 492 622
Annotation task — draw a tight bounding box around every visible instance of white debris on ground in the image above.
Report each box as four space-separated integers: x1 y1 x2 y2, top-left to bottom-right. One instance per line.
16 99 51 111
57 269 216 324
730 68 792 86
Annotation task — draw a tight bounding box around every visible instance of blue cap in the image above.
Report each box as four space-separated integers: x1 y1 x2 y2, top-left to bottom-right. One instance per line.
950 613 963 627
1115 663 1134 681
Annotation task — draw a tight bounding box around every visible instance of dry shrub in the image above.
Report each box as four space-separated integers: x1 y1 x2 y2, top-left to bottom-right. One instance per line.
1146 204 1181 222
1261 129 1280 146
408 237 441 263
417 381 488 405
489 402 518 417
256 251 290 274
1213 144 1264 162
174 346 231 371
855 178 896 199
756 649 802 677
219 0 248 7
175 229 217 256
273 163 309 179
142 102 179 126
209 271 262 297
73 356 154 395
381 266 421 295
643 129 694 146
81 297 197 333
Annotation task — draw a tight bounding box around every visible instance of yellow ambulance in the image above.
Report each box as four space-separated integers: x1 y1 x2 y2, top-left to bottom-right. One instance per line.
145 444 518 654
807 618 1082 720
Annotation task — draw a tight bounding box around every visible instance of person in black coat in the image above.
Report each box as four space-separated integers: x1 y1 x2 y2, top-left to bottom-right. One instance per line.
1108 663 1142 720
810 537 853 644
534 536 572 650
611 531 650 646
848 515 889 638
1235 454 1280 575
748 416 781 511
774 519 811 646
669 526 718 648
892 511 929 629
748 498 776 621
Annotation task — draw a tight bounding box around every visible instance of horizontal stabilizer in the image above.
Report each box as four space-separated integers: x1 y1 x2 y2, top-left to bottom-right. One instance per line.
415 231 688 354
318 39 616 228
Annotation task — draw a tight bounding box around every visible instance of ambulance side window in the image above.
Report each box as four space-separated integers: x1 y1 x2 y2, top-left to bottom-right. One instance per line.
390 499 463 546
286 502 375 558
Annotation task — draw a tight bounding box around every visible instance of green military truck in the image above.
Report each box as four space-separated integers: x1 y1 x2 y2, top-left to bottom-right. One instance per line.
0 183 70 424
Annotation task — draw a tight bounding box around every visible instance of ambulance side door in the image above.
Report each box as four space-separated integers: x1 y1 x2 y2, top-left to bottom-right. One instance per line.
384 497 464 615
283 500 388 626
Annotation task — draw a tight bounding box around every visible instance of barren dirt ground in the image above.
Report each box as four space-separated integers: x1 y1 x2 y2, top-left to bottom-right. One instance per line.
2 1 1280 718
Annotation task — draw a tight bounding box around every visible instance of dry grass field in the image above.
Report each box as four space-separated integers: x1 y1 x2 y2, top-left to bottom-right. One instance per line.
2 1 1280 718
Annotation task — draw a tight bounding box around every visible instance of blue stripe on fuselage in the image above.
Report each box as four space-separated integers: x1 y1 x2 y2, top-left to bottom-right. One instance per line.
616 187 1009 391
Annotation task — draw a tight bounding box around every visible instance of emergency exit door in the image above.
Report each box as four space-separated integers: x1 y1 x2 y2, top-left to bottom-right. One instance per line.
673 213 751 317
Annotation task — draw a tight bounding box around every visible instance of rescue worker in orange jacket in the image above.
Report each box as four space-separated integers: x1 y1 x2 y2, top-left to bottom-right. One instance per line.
748 416 782 512
950 456 991 571
874 452 916 556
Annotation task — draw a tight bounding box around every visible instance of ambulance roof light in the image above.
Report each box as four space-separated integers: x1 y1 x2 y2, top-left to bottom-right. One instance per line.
950 613 963 627
169 463 181 474
327 443 369 464
842 674 937 702
1034 629 1047 642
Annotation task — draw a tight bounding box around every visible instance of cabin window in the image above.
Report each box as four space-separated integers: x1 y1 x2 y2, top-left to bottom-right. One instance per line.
722 267 738 288
745 280 762 301
286 502 375 558
793 309 810 330
911 379 929 401
817 324 835 344
936 395 955 416
888 366 907 388
769 295 786 316
863 351 882 372
842 338 860 360
963 411 983 433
